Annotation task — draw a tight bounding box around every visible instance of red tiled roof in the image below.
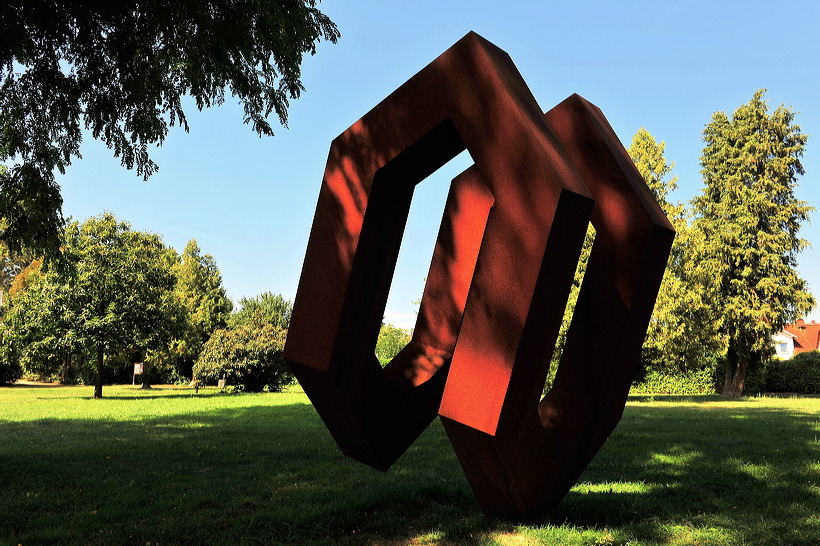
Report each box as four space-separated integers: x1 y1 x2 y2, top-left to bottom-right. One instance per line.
783 320 820 353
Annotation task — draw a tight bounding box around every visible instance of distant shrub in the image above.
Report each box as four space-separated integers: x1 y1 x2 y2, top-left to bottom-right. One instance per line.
193 322 291 392
767 351 820 394
631 368 716 395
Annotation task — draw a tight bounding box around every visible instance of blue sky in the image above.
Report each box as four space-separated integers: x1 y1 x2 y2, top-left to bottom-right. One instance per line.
59 0 820 328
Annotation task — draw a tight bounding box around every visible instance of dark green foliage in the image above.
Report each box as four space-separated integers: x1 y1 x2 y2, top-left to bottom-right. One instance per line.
767 351 820 394
0 213 179 395
0 0 339 255
741 359 769 396
0 214 233 389
628 130 722 386
156 239 232 380
193 322 290 392
194 292 293 392
0 343 22 384
631 368 717 396
1 258 83 382
64 213 179 397
693 90 814 397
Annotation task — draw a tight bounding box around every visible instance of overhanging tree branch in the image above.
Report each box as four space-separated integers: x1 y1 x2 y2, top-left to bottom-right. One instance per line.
0 0 339 255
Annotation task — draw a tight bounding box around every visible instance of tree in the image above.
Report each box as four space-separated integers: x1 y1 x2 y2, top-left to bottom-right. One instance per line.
0 241 31 304
375 323 410 365
194 292 292 392
693 89 814 397
1 214 180 392
629 128 724 380
230 292 292 330
0 1 339 255
1 258 82 383
1 217 234 390
162 239 232 380
194 321 289 392
66 213 179 396
629 127 681 210
0 161 33 305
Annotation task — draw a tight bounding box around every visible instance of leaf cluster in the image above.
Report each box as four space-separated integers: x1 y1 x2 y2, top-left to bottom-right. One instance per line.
194 292 293 392
230 291 291 330
375 323 410 366
163 239 233 371
0 0 339 254
627 91 814 397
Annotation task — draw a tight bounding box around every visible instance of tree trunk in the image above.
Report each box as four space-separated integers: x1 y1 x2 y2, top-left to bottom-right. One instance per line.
141 361 153 389
93 345 104 399
722 353 747 398
61 353 70 384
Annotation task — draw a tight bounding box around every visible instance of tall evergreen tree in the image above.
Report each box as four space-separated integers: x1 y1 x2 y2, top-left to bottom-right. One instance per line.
165 239 232 379
693 89 814 397
629 127 681 213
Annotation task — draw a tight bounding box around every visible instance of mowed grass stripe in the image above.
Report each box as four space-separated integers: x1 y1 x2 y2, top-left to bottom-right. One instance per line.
1 386 818 545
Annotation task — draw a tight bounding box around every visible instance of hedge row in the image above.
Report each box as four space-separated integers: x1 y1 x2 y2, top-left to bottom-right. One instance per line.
630 367 716 395
767 351 820 394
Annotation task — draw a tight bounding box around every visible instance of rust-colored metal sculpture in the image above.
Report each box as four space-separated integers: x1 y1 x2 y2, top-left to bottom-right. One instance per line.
283 31 674 518
439 94 676 518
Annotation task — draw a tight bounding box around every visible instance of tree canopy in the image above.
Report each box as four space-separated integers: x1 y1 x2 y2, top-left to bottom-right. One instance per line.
629 127 680 212
230 291 292 330
0 0 339 255
0 212 180 395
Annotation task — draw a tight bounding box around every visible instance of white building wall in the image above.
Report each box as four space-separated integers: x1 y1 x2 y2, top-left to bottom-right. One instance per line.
772 331 795 359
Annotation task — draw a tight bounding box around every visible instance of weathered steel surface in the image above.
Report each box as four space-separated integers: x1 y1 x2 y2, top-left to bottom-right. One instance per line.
439 94 675 518
283 31 674 518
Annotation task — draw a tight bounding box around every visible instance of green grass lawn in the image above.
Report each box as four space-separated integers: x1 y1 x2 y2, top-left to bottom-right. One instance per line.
1 385 818 545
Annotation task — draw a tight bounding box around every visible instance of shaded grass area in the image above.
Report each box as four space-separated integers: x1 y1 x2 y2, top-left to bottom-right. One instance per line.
0 386 818 545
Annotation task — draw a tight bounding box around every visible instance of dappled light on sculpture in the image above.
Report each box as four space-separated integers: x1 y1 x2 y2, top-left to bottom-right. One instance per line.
283 32 674 518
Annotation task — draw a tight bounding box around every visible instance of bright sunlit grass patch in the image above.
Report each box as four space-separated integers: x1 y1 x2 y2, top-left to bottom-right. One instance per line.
1 385 818 544
572 481 655 495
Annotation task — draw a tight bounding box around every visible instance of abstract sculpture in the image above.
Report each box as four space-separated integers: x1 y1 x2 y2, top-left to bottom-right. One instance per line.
283 31 675 519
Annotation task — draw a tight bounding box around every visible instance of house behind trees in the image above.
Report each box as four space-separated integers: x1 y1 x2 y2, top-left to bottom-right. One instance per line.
774 319 820 359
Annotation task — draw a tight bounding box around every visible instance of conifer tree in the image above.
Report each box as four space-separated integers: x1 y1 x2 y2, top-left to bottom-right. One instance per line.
693 90 814 397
